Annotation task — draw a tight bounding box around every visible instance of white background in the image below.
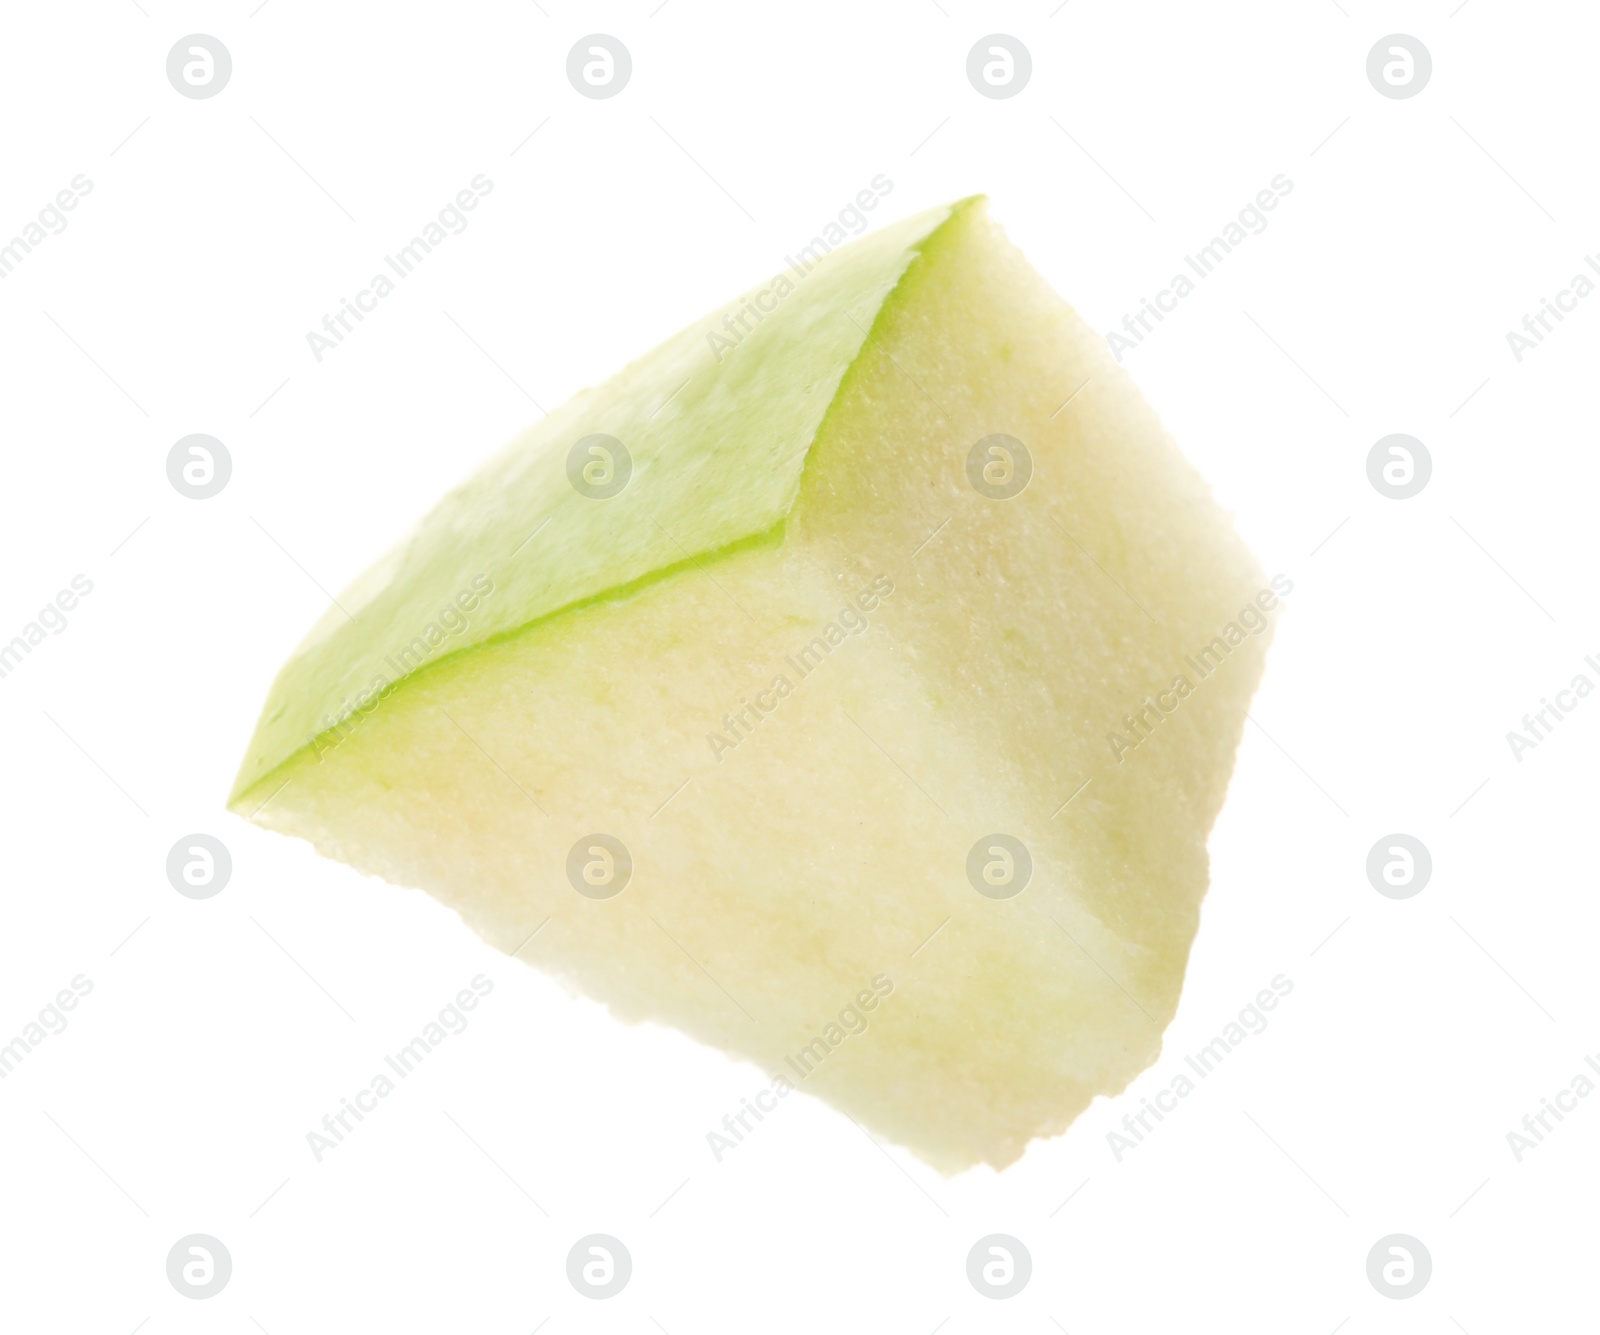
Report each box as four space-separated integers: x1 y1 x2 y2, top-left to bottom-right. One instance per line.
1 1 1595 1330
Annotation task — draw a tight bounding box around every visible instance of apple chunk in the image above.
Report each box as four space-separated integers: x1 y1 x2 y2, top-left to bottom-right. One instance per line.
231 197 1272 1173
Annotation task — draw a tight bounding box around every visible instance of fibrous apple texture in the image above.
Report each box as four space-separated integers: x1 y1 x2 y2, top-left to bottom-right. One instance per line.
231 197 1272 1173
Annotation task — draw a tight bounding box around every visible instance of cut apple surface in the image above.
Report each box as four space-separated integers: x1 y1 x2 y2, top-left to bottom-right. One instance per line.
232 197 1273 1173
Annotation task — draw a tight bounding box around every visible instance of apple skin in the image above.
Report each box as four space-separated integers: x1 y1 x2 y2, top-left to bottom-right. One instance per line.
231 202 966 805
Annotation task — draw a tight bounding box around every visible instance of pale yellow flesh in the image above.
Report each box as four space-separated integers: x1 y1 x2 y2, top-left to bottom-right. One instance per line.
239 203 1269 1173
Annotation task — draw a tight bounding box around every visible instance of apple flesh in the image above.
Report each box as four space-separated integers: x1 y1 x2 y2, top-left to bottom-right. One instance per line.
231 197 1271 1173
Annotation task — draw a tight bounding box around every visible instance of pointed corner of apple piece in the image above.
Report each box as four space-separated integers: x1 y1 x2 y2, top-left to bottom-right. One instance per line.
224 721 295 820
225 774 252 817
945 191 989 215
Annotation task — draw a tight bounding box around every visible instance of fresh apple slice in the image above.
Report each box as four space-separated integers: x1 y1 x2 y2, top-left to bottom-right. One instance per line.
231 197 1274 1173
